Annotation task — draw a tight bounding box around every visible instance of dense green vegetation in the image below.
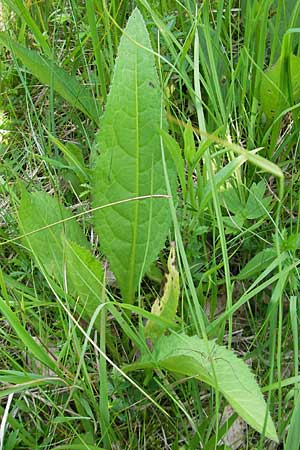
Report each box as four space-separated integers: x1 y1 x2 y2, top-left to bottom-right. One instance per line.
0 1 300 449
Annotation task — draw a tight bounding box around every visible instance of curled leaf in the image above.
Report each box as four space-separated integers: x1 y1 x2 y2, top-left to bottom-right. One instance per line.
144 242 179 340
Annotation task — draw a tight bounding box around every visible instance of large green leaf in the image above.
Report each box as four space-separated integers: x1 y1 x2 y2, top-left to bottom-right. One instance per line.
92 8 175 302
18 192 103 326
124 334 278 443
0 32 99 123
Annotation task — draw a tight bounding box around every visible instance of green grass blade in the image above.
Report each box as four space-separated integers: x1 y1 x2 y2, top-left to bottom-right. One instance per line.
285 391 300 449
0 32 99 123
0 296 59 375
194 26 233 346
86 0 107 103
4 0 51 56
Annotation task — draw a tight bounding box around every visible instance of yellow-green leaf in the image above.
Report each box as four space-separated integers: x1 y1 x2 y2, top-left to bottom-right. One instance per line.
144 243 179 340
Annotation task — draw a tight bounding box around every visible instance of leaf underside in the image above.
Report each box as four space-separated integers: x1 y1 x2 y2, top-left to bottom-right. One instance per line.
92 8 175 302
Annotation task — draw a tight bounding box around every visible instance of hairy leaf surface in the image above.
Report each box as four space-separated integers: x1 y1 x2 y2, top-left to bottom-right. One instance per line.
93 8 175 302
124 334 278 442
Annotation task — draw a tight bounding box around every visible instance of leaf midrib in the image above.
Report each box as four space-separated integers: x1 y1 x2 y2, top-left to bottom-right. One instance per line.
127 37 140 302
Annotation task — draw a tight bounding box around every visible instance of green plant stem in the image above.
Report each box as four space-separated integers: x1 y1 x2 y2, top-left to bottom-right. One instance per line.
86 0 107 103
99 264 110 449
194 25 233 348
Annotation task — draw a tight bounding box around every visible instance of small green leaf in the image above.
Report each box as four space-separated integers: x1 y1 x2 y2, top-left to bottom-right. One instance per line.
183 121 196 165
124 334 278 442
222 214 245 234
245 180 271 219
283 232 300 251
222 187 244 215
161 130 186 198
237 248 277 280
145 262 163 284
144 243 179 340
92 8 176 303
0 32 99 123
200 156 246 210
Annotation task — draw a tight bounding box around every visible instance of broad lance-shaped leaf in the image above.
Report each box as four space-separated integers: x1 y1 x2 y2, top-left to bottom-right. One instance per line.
92 8 175 303
260 54 300 119
18 191 87 284
124 334 278 443
0 32 99 124
18 191 103 328
144 242 179 339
